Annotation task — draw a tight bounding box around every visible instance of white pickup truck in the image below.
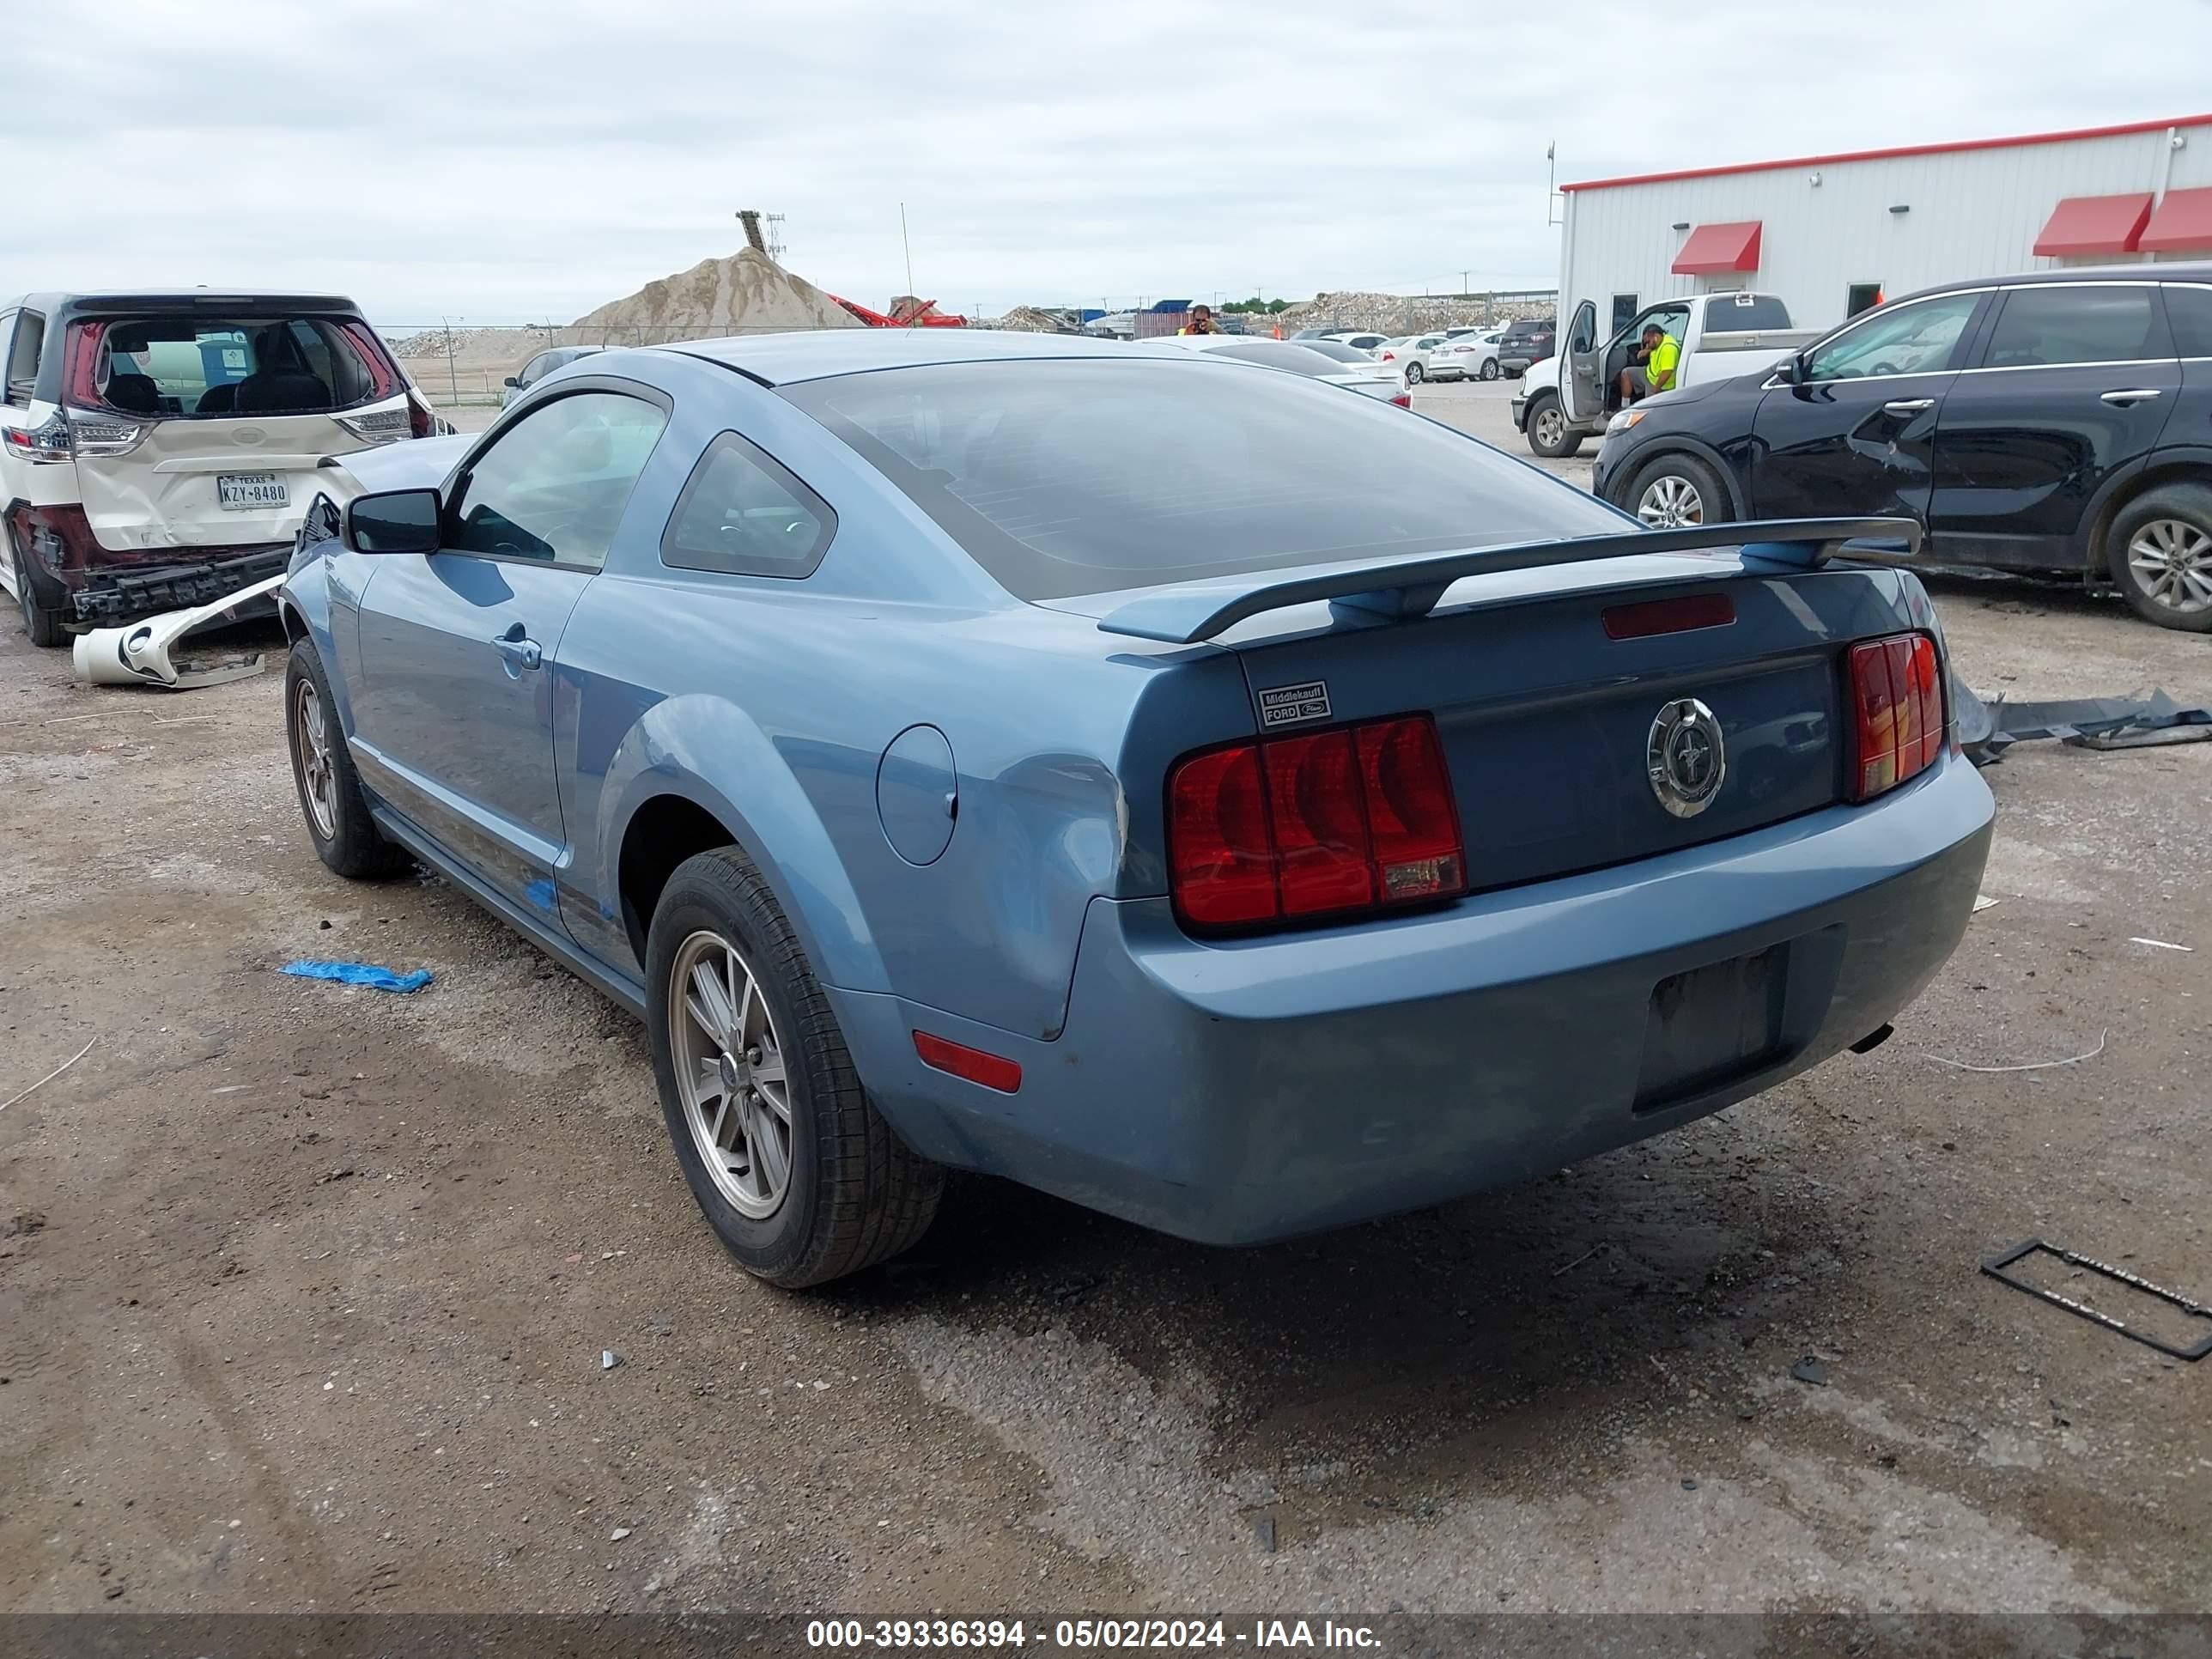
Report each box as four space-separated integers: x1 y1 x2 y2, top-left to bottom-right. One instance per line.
1512 291 1820 459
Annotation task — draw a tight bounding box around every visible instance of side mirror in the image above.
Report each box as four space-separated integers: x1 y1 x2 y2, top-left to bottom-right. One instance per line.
502 374 522 388
345 488 442 555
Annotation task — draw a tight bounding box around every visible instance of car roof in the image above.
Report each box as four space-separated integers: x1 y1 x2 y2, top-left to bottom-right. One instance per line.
1890 258 2212 307
662 326 1188 386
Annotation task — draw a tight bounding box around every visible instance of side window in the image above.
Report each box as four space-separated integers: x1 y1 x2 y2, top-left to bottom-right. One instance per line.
1565 305 1596 354
1802 293 1981 382
517 353 550 386
662 431 836 579
2167 286 2212 358
1982 286 2166 368
4 311 39 403
447 392 667 570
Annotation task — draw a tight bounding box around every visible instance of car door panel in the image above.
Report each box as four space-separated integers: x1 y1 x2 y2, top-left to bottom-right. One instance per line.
345 387 670 919
1929 283 2179 571
1562 301 1601 422
1747 289 1987 525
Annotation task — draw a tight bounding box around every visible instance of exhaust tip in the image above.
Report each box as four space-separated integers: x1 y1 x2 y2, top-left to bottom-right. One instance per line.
1848 1023 1895 1055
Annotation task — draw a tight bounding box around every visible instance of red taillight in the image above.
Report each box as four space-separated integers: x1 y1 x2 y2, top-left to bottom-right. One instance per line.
1602 592 1736 640
912 1031 1022 1093
1389 392 1413 409
64 320 106 408
1168 714 1465 931
1848 633 1944 802
1380 349 1397 360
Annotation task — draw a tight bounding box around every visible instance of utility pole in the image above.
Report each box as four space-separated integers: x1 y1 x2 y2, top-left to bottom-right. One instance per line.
900 204 916 311
441 316 459 403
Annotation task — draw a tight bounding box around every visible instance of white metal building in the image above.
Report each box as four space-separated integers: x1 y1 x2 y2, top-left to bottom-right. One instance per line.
1558 113 2212 338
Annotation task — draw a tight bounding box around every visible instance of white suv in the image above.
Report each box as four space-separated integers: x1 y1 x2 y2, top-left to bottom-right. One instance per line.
1 291 427 645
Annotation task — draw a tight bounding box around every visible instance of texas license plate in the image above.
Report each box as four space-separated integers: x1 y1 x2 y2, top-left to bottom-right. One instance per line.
217 472 287 511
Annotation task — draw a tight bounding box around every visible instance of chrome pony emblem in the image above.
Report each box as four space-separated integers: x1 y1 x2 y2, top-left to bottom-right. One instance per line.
1647 698 1726 818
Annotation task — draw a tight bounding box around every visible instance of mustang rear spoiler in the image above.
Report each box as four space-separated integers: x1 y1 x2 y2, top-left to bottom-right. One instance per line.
1094 516 1923 645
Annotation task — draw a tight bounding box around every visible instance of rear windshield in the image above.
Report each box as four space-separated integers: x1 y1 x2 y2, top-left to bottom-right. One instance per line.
71 314 395 418
1299 340 1376 365
780 359 1625 600
1705 294 1792 331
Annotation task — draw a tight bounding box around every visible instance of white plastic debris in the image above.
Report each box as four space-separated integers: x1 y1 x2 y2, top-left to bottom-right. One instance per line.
70 573 287 690
601 1350 622 1370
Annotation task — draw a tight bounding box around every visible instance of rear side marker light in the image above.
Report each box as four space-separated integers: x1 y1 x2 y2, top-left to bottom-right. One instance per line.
913 1030 1022 1094
1169 713 1466 931
1848 633 1944 802
1603 592 1736 640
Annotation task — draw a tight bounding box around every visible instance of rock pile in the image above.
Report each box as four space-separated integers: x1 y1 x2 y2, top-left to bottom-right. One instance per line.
390 324 558 361
1271 291 1556 335
562 246 859 346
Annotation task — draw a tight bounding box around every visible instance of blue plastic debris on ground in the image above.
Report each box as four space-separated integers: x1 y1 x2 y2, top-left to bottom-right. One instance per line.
279 960 434 994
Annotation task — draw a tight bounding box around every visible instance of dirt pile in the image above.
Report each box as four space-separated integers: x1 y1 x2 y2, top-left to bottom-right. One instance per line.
1273 291 1556 335
563 246 860 346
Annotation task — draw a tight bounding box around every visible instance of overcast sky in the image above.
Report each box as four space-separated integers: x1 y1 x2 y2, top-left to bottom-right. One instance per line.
5 0 2209 324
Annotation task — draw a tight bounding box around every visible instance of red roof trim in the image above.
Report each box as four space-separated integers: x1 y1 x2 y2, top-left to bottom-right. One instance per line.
2140 185 2212 252
2033 192 2154 257
1671 221 1763 275
1562 113 2212 194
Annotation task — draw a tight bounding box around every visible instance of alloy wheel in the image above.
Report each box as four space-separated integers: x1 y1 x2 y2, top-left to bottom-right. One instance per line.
1636 474 1705 528
669 929 794 1219
2126 518 2212 616
292 678 338 840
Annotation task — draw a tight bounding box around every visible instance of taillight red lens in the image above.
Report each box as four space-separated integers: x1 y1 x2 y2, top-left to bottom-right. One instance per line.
64 321 106 408
1356 717 1466 902
1265 730 1373 915
1848 633 1943 802
1168 714 1465 931
1389 392 1413 409
1169 743 1278 927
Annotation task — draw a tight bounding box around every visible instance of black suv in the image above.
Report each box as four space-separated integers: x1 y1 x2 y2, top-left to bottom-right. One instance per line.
1591 263 2212 631
1494 318 1558 377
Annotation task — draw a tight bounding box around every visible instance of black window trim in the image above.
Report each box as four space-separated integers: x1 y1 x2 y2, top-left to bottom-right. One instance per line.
435 377 674 574
1958 278 2174 374
659 428 839 581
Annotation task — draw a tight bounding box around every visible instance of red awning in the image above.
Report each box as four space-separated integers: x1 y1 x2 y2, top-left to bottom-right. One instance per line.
2140 185 2212 252
1670 222 1762 275
2033 192 2154 256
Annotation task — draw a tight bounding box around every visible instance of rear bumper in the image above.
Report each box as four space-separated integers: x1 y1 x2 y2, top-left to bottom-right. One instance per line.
837 757 1993 1245
5 502 289 625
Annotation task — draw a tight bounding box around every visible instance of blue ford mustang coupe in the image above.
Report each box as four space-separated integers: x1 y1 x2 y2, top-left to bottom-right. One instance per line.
277 330 1994 1286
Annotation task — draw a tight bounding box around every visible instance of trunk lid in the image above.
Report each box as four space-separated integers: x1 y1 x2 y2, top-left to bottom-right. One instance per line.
61 311 412 555
1218 558 1854 890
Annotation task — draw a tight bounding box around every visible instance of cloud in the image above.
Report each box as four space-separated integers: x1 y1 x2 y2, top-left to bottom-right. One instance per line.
2 0 2206 322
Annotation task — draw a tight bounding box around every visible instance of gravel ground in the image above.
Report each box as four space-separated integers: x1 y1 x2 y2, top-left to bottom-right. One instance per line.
1 384 2207 1619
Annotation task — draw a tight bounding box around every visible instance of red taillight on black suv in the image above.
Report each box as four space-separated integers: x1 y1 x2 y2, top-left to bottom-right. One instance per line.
1847 633 1945 802
1168 714 1465 931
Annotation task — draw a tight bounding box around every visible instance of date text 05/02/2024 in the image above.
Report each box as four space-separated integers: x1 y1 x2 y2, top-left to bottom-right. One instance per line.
804 1618 1382 1650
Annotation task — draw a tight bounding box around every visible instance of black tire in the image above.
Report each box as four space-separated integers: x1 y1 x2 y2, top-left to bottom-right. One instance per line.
1523 392 1583 459
2106 483 2212 633
1480 358 1501 381
646 847 943 1288
283 639 411 878
9 528 68 647
1404 362 1425 386
1624 453 1732 529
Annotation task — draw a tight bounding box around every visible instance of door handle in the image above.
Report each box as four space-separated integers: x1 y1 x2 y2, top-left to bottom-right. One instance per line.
2100 388 2163 405
494 624 543 674
1881 398 1935 415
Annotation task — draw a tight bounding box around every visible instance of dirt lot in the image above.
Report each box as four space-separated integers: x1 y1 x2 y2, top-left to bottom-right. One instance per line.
2 382 2207 1618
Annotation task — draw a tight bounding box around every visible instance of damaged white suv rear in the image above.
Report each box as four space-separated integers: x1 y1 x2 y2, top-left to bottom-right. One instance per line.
1 292 429 645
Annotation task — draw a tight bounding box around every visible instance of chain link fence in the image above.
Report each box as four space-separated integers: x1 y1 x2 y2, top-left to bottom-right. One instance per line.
376 322 822 406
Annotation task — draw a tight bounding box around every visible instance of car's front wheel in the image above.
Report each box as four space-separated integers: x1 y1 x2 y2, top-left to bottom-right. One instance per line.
1524 392 1583 459
2108 484 2212 633
284 640 412 878
9 528 68 647
1627 453 1729 529
647 847 943 1288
